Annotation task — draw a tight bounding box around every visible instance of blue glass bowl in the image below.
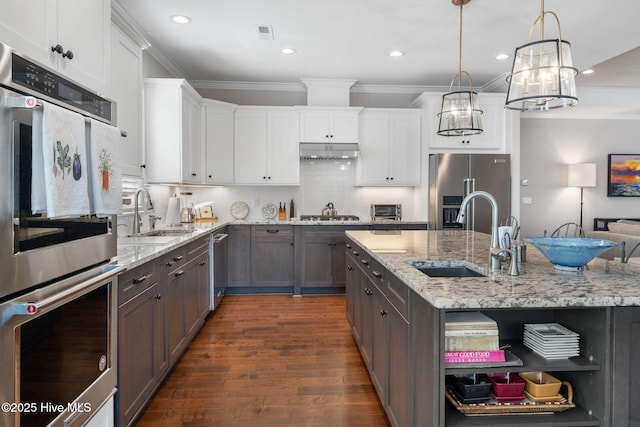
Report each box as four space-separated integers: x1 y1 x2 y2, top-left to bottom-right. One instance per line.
526 237 618 271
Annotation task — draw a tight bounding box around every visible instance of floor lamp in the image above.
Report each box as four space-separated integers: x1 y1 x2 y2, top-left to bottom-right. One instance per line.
568 163 597 229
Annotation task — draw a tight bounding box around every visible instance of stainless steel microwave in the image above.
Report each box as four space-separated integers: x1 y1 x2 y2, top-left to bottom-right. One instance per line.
371 204 402 221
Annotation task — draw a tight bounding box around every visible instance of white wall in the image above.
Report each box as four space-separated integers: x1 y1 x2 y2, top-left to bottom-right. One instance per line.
520 117 640 238
142 53 174 78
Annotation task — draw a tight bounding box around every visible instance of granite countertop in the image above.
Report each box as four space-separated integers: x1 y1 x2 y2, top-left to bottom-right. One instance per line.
114 219 427 270
115 223 225 269
345 229 640 310
227 219 428 226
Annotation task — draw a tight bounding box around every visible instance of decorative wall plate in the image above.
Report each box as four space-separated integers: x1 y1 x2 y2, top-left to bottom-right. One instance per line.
261 203 277 220
230 201 249 220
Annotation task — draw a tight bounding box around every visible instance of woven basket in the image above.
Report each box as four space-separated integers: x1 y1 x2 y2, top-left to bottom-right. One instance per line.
446 388 575 416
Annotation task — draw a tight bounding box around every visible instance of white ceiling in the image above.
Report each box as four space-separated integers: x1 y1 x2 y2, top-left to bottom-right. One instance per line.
114 0 640 91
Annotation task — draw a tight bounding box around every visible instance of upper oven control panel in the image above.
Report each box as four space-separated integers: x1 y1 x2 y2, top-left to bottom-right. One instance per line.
11 53 113 123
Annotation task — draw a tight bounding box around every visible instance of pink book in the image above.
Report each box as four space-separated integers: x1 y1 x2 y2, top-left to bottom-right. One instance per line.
444 350 505 364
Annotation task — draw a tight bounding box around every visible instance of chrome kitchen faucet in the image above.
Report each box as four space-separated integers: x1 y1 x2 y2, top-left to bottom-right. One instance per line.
456 191 517 274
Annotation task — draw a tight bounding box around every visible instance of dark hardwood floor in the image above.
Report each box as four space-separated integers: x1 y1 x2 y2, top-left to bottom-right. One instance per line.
135 295 391 427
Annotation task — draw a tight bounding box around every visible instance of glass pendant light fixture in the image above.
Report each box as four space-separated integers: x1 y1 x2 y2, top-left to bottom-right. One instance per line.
505 0 578 111
437 0 483 136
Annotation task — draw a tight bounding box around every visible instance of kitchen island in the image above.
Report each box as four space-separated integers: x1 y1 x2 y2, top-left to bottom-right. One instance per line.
345 229 640 427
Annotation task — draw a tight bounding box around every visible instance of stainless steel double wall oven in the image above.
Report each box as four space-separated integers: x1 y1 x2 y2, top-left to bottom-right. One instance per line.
0 43 122 427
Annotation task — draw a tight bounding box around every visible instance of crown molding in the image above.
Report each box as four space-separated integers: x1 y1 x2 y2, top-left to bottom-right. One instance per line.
112 1 185 78
111 1 151 49
191 80 306 92
351 83 446 94
190 80 449 94
480 72 509 93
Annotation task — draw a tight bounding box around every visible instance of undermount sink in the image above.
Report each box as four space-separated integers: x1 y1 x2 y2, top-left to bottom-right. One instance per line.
120 228 195 245
128 229 194 238
410 261 486 278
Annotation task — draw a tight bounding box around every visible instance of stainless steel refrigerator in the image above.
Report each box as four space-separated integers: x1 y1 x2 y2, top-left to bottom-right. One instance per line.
429 153 511 234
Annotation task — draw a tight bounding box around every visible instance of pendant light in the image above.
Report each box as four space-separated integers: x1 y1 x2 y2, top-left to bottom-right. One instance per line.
437 0 483 136
505 0 578 111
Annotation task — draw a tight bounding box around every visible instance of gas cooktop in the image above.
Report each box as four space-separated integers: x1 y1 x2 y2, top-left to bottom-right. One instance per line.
299 215 360 221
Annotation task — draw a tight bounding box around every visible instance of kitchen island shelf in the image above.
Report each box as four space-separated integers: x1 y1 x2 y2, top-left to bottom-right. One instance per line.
445 341 600 375
343 229 640 426
445 403 600 427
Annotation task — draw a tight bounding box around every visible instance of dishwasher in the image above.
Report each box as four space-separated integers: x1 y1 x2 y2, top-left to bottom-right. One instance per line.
211 232 228 310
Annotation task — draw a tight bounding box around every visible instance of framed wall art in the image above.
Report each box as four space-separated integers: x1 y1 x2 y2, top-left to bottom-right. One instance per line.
608 154 640 197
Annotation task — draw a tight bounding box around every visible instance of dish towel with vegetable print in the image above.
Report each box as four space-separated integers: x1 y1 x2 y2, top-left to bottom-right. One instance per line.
88 118 122 216
31 101 90 218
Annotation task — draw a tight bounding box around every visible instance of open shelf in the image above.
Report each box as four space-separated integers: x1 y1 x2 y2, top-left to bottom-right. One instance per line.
446 403 600 427
445 341 600 375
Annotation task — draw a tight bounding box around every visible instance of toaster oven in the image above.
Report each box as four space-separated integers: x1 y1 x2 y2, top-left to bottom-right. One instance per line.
371 204 402 221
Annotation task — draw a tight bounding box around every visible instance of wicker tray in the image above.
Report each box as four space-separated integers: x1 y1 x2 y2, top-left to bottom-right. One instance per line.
446 387 575 416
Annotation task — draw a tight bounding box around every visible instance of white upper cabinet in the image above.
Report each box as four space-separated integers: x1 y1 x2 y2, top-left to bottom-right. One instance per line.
144 79 203 184
357 109 422 186
203 100 237 185
297 107 362 143
416 92 507 152
111 25 143 177
0 0 111 96
181 91 203 183
234 107 299 185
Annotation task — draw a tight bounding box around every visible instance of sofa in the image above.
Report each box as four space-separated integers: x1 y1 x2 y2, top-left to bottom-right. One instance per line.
586 219 640 260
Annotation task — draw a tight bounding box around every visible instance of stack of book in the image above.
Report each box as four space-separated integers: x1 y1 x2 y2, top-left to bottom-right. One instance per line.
523 323 580 359
445 311 505 364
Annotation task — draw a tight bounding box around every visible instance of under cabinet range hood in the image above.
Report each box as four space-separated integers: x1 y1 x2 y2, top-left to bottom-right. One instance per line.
299 142 359 160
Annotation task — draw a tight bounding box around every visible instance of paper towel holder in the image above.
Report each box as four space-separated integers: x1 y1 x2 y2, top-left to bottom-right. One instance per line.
165 194 181 226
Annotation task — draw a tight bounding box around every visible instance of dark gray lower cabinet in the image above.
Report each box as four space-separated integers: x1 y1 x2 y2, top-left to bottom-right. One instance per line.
228 224 428 295
346 241 411 427
118 235 212 426
227 225 293 292
612 307 640 426
117 261 167 427
297 226 353 294
386 299 410 427
165 247 189 366
410 289 440 427
359 272 374 368
185 240 210 339
196 249 211 320
227 225 251 288
250 225 293 288
345 261 359 336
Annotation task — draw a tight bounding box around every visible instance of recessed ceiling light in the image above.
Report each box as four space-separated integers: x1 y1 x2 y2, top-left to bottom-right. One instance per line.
171 15 192 24
495 53 510 61
389 50 404 57
280 48 297 55
582 69 595 75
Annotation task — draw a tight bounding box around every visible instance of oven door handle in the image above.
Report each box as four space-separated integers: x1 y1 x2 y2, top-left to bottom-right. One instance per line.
9 264 125 318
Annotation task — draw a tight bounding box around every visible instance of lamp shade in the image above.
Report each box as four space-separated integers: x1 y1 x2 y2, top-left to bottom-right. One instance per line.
568 163 596 187
437 90 483 136
505 39 578 111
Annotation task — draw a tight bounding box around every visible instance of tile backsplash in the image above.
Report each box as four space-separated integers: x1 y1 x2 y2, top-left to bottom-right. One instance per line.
120 159 427 230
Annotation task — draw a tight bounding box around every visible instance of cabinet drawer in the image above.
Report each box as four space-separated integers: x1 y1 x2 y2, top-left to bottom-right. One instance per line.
187 235 210 256
347 240 409 319
119 263 157 305
252 225 293 239
163 247 189 273
347 241 370 273
385 274 409 320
